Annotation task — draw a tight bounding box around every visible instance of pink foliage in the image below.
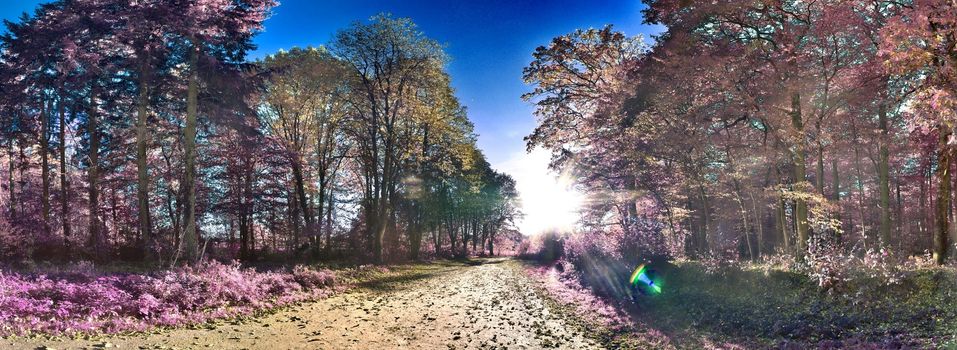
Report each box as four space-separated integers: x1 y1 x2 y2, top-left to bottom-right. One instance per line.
0 261 338 336
524 264 674 348
292 264 336 288
525 264 632 330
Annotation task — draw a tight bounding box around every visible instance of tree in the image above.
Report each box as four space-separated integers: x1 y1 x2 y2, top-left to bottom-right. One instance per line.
170 0 276 263
257 47 350 255
0 2 515 266
882 0 957 264
332 14 445 263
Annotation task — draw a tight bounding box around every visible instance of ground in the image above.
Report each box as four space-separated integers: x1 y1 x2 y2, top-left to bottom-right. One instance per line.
6 259 603 350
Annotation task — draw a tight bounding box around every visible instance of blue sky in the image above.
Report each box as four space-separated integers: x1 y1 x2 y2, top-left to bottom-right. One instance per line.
1 0 664 234
1 0 661 168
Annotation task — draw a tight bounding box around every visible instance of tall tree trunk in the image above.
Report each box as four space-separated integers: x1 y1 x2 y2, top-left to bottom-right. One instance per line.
736 194 753 260
291 162 314 248
778 197 790 252
373 154 392 264
409 210 422 261
896 172 903 248
831 158 840 202
831 157 841 232
951 161 957 253
88 84 101 254
791 92 810 256
7 139 16 218
59 94 70 245
750 191 763 258
934 126 951 265
326 192 335 255
137 62 154 260
919 169 927 238
238 162 251 261
878 103 892 248
40 99 50 233
181 42 200 263
239 192 249 261
697 184 710 255
17 146 26 222
289 187 300 251
853 123 868 249
817 145 825 195
315 173 326 257
163 150 181 255
488 228 495 256
433 226 441 257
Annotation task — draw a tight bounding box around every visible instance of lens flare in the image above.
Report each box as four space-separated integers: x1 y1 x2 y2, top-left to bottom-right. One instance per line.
629 264 647 285
629 264 661 294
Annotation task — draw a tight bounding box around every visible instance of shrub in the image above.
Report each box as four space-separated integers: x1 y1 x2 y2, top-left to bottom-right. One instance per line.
0 261 339 336
805 233 853 290
528 231 565 262
292 265 336 288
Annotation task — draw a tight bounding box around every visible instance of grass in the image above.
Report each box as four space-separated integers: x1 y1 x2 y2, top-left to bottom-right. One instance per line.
525 258 957 348
349 259 471 292
643 262 957 346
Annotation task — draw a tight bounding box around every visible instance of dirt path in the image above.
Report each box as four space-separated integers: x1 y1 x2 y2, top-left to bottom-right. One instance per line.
8 259 603 350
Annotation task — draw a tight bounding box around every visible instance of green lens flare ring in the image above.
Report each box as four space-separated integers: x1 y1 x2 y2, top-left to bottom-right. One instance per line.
630 264 661 294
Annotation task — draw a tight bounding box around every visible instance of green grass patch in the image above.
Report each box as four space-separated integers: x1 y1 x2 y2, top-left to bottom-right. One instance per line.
632 262 957 346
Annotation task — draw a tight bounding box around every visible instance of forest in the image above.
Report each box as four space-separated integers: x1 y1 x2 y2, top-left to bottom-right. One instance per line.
518 0 957 346
522 0 957 271
3 0 957 348
0 2 520 266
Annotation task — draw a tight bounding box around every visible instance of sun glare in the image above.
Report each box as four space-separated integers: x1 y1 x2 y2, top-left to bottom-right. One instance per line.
501 148 584 235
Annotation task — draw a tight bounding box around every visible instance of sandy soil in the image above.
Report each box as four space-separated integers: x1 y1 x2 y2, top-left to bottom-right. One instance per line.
7 259 603 350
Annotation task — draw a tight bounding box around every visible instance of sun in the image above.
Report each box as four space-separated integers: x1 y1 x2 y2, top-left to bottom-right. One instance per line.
501 148 584 235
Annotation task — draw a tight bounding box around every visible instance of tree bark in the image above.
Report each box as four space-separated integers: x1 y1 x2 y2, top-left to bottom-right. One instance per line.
291 162 314 249
326 192 335 255
750 190 763 258
88 84 101 253
831 157 841 233
239 157 253 261
59 95 70 244
934 126 951 265
852 120 868 248
878 103 891 248
40 99 50 233
181 42 200 263
7 139 16 218
832 158 840 202
17 146 26 221
315 173 326 257
488 229 495 256
697 184 710 255
137 61 154 260
920 169 927 237
778 196 790 252
817 145 825 195
791 92 809 256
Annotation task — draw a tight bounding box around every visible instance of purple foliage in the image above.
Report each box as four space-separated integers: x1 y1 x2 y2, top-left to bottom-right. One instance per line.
525 264 633 330
292 264 336 288
0 261 338 336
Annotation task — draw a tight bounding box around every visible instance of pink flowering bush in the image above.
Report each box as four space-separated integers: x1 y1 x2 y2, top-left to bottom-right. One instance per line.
292 264 336 288
0 261 338 336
